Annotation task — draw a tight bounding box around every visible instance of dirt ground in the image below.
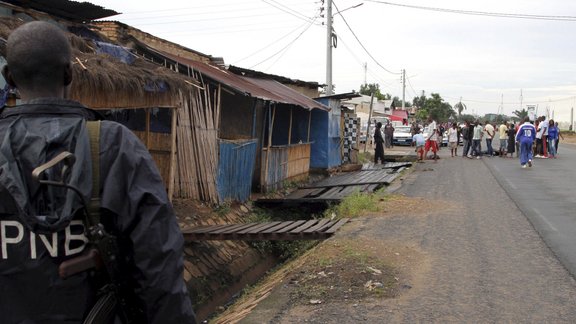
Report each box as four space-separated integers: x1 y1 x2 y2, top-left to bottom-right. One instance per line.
562 132 576 145
213 145 576 323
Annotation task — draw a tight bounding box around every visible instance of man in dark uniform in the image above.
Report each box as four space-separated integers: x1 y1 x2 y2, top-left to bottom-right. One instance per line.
373 122 385 164
0 21 196 323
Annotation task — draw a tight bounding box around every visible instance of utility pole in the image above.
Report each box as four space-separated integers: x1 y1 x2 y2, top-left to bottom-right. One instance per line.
520 89 523 111
365 91 375 153
401 69 406 110
363 62 367 85
326 0 333 95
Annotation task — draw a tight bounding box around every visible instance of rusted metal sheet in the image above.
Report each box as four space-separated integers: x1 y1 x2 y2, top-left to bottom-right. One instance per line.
158 51 329 111
182 219 349 241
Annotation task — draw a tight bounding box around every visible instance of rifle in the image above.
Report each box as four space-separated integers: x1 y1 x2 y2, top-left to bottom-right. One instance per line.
33 151 143 324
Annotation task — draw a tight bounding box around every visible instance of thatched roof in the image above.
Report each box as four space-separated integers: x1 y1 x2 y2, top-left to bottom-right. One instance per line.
0 16 198 109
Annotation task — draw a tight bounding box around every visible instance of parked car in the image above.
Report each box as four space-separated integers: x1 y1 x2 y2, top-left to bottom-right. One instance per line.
392 125 413 146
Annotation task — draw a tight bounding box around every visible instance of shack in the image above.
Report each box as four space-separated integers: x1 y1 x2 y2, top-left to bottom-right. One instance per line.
92 21 330 197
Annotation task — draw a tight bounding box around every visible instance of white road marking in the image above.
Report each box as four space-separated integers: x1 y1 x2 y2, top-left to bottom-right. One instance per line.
532 208 558 232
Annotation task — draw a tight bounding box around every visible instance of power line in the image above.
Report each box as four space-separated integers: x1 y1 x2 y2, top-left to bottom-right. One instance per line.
332 0 402 75
364 0 576 22
405 75 419 98
249 16 318 69
261 0 318 24
232 21 313 64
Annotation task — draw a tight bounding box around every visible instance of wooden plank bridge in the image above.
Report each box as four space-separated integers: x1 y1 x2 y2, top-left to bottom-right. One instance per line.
182 218 349 241
257 162 412 205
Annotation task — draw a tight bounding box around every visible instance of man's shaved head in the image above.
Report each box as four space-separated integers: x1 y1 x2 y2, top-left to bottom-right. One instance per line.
3 21 72 98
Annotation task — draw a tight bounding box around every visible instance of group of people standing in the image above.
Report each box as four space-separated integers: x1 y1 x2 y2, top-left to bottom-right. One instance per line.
410 115 564 170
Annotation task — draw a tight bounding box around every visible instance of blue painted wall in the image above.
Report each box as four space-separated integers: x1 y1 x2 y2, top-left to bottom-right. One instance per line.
310 98 342 168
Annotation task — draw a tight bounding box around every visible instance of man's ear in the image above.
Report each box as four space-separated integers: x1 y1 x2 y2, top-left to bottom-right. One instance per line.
63 63 73 86
2 65 17 87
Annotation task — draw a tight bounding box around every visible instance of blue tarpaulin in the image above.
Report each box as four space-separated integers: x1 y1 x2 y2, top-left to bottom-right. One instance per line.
94 41 135 65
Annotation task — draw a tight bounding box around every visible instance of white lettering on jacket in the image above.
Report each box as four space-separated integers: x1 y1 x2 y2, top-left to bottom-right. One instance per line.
1 220 87 259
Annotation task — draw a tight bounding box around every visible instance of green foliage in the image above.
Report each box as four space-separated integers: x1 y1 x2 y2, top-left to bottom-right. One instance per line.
324 190 380 219
359 83 391 101
357 151 372 164
513 108 528 120
413 93 455 122
215 202 231 217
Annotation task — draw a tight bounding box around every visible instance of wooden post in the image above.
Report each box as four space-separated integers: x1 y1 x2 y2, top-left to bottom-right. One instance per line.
168 106 178 201
364 92 375 153
263 104 276 190
288 108 293 145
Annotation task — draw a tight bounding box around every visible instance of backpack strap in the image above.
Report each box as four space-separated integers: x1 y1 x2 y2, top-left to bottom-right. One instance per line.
86 121 101 228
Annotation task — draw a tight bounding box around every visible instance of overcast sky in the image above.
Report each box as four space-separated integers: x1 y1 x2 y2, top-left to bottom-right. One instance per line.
90 0 576 123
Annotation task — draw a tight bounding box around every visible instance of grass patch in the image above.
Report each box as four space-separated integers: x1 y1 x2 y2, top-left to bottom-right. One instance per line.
324 189 386 219
357 151 373 164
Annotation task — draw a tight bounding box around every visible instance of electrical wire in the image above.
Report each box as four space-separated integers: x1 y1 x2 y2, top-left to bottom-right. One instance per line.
249 15 318 69
332 0 402 75
232 21 313 64
364 0 576 22
261 0 318 24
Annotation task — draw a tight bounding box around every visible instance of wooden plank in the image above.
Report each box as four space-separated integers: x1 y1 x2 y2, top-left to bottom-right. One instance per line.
324 218 349 234
211 223 253 234
237 222 277 234
285 188 318 199
244 221 283 234
302 219 331 233
184 224 228 234
289 220 319 234
275 220 307 233
260 221 296 234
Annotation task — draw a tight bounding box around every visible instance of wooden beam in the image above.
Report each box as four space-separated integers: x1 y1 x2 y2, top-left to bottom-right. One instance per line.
288 108 293 145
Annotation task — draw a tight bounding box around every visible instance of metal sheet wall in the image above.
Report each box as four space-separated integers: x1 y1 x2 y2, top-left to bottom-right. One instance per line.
217 139 258 202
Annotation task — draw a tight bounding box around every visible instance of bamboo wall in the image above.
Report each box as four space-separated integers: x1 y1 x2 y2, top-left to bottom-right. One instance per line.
174 85 221 204
260 143 311 192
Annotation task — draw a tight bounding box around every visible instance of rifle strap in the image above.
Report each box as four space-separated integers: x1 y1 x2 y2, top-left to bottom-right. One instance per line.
86 121 101 228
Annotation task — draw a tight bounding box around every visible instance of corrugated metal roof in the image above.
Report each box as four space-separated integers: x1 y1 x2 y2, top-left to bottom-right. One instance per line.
4 0 119 21
159 51 329 111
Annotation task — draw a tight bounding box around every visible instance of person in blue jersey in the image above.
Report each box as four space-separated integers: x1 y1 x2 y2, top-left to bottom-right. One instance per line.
547 119 559 158
515 117 536 168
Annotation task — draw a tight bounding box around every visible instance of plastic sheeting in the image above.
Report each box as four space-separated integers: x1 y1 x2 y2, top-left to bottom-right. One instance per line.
310 98 342 169
95 40 135 65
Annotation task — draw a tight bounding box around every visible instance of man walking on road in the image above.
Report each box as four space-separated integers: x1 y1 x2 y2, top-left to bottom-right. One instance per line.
424 116 438 161
516 117 536 168
484 121 495 157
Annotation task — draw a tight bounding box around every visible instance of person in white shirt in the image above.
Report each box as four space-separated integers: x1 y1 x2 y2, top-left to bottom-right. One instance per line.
447 122 459 157
498 121 508 157
424 116 438 161
484 122 495 157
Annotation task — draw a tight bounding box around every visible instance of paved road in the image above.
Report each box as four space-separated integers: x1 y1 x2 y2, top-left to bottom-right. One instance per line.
236 143 576 323
483 142 576 277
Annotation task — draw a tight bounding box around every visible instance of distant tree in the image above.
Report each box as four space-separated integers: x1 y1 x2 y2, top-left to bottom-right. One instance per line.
359 83 390 101
454 101 467 117
512 109 528 120
419 93 455 122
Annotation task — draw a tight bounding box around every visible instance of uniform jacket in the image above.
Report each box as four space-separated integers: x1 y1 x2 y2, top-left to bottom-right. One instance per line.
0 98 196 323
